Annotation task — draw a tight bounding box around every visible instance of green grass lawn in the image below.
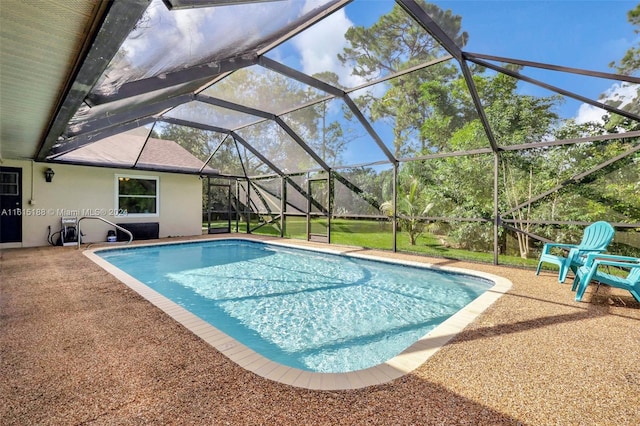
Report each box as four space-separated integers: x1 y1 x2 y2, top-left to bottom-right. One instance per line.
330 222 538 267
214 217 542 268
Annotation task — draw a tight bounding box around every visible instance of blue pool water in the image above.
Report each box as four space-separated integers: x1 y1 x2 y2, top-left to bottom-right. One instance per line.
97 239 493 373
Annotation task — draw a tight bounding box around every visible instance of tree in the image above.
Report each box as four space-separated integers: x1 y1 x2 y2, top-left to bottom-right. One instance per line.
605 4 640 131
415 65 562 255
333 167 387 215
380 174 434 245
203 67 349 174
339 1 468 156
610 4 640 76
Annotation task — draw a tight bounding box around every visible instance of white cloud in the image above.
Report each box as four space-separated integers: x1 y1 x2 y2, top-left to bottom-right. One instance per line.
575 103 608 125
123 2 215 77
301 0 330 14
292 9 362 87
108 0 303 89
574 82 639 124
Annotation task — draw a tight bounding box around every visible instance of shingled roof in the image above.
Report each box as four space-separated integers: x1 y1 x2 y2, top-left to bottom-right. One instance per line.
57 127 218 175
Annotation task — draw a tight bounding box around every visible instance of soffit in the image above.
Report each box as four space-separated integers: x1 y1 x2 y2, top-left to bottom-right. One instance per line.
0 0 105 159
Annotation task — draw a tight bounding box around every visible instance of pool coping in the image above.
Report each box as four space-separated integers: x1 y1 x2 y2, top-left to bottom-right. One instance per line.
83 236 512 390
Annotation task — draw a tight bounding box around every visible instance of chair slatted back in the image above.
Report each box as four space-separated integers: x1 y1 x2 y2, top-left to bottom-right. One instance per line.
579 221 615 251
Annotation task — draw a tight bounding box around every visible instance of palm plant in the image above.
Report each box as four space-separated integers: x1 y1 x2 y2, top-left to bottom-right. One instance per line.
380 175 434 245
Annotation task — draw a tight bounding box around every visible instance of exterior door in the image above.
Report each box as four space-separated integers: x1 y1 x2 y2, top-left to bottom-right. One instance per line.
307 176 330 242
0 167 22 243
205 180 231 234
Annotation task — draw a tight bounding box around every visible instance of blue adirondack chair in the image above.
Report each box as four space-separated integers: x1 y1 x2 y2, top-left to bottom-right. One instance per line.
535 221 615 283
572 253 640 302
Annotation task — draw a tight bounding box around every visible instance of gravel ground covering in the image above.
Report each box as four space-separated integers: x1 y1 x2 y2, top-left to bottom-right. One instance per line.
2 235 639 425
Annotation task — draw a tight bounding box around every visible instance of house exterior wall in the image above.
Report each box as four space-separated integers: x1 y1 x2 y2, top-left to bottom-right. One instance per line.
0 160 202 248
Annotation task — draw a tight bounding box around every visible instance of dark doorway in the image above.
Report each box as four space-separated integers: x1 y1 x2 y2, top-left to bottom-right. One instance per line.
307 175 330 243
205 180 232 234
0 167 22 243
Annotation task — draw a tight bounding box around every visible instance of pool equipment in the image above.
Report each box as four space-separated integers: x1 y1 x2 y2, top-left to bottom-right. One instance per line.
60 217 79 246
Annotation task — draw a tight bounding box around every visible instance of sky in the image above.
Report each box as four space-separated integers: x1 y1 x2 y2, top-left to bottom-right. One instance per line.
287 0 639 124
108 0 639 167
119 0 638 125
436 0 639 122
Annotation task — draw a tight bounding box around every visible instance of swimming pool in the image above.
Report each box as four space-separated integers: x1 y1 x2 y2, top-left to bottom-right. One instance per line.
86 237 511 389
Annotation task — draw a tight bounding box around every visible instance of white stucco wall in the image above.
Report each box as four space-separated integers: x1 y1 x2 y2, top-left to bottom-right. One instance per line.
0 160 202 248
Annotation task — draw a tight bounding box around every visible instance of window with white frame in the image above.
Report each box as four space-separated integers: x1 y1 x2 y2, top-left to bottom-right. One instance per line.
116 175 159 216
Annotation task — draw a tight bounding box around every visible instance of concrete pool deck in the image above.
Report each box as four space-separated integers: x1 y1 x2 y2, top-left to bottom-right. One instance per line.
2 234 639 425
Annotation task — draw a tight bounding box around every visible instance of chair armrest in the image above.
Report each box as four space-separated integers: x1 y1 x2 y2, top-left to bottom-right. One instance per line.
592 258 640 271
584 253 639 267
541 243 578 254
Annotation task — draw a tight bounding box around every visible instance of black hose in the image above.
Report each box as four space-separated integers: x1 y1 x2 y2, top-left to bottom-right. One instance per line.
47 227 62 246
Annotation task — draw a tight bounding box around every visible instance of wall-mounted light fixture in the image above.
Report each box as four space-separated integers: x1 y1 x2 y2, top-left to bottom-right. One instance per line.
44 167 55 183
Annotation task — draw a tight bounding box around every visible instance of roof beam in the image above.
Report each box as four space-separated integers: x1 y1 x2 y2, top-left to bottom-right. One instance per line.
257 0 353 55
232 132 326 212
345 54 453 94
395 0 463 61
274 117 331 171
37 0 151 161
459 60 500 152
395 0 499 152
47 157 218 176
259 56 344 97
260 57 397 163
233 138 250 178
48 117 157 158
197 94 332 171
469 57 640 124
199 133 231 175
343 95 397 162
160 117 231 135
87 53 259 105
501 130 640 151
132 121 157 168
163 0 284 10
231 131 285 177
66 94 193 138
391 131 640 161
189 0 350 97
465 52 640 84
502 143 640 217
197 94 275 120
